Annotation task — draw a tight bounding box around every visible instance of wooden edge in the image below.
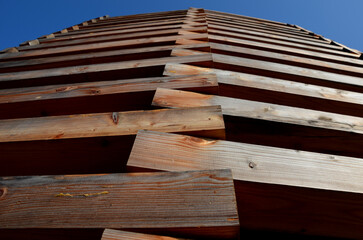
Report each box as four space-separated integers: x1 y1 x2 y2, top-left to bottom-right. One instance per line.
171 49 207 57
127 130 363 194
0 105 226 142
0 169 239 239
0 47 19 54
175 39 207 45
0 74 219 104
162 63 363 107
151 88 363 135
102 229 191 240
171 48 207 57
19 39 40 46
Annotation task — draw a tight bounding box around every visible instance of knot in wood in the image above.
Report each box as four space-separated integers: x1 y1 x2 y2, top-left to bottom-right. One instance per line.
248 161 256 169
0 187 7 199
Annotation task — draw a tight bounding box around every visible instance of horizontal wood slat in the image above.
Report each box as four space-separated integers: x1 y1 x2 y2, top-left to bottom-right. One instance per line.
0 54 213 89
127 130 363 239
209 34 363 67
0 33 209 61
152 88 363 134
0 74 218 105
101 229 186 240
164 63 363 106
0 170 239 239
211 53 363 88
0 106 225 142
128 130 363 193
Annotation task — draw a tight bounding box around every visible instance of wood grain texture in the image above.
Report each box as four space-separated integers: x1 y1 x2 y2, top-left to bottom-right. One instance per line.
0 54 212 84
18 27 207 51
127 131 363 239
102 229 189 240
163 63 363 118
128 130 363 193
0 106 225 142
208 34 363 67
164 63 363 106
206 16 326 44
152 88 363 134
0 33 208 61
208 42 363 75
0 43 210 72
207 29 352 58
207 23 341 50
0 170 239 239
0 74 218 105
211 53 363 88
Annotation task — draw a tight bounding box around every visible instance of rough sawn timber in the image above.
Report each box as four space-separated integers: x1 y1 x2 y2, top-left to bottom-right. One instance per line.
127 130 363 239
0 106 225 142
0 170 239 239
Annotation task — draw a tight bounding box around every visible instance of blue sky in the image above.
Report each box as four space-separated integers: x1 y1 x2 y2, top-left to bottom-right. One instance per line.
1 0 362 52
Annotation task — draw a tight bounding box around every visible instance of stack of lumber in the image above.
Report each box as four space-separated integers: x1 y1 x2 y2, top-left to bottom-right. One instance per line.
0 7 362 240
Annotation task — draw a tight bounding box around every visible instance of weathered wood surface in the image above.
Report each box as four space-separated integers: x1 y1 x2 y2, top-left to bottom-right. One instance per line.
164 63 363 106
46 18 191 41
102 229 190 240
0 74 218 120
208 34 363 67
207 23 340 50
0 54 212 82
206 16 317 39
0 43 210 72
152 88 363 134
37 24 184 44
211 53 363 88
0 74 218 105
127 131 363 239
208 42 363 75
128 130 363 193
206 17 327 44
0 54 213 89
0 33 208 61
0 106 225 142
0 170 239 239
18 27 207 51
164 63 363 117
207 29 353 57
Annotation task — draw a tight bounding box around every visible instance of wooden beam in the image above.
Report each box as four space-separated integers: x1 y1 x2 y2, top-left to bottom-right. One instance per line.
210 53 363 88
0 170 239 239
152 88 363 158
127 130 363 239
0 74 218 119
0 54 213 89
152 88 363 134
207 18 327 45
207 22 337 49
101 229 188 240
0 106 225 142
208 42 363 76
0 33 209 61
128 130 363 193
0 74 218 105
18 27 207 51
0 43 210 72
38 24 185 44
49 19 189 40
207 28 352 58
163 63 363 117
208 34 363 67
206 15 313 39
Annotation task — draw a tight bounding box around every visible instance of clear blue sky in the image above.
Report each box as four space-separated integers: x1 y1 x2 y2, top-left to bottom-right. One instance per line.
1 0 362 52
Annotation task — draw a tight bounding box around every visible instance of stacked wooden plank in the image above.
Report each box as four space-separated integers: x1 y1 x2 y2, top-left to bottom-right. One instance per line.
0 7 362 240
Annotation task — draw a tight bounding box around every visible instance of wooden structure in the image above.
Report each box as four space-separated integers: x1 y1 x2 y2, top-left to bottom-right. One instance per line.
0 7 362 239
